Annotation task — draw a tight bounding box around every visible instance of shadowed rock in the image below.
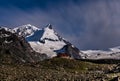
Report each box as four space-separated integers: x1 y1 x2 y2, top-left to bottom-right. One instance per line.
0 28 48 64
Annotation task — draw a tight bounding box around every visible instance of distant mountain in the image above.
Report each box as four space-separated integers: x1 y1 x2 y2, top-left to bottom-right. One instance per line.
13 24 83 59
0 28 47 63
82 46 120 59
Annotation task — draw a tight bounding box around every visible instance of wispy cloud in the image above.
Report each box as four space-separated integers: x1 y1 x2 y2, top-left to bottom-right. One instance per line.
0 0 120 50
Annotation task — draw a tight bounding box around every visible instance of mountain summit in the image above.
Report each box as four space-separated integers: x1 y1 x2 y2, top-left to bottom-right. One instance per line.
13 24 39 37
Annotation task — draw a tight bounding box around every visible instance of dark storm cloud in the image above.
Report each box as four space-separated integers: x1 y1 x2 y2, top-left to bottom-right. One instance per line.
0 0 120 50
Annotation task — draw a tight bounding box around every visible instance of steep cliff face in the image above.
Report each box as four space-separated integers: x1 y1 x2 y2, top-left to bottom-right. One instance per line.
0 28 47 64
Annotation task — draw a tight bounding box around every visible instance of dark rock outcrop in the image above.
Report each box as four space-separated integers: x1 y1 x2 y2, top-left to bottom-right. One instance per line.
0 28 48 64
55 44 82 59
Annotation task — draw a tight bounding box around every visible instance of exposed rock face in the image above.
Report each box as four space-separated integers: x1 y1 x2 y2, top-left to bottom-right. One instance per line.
55 44 82 59
0 28 47 63
66 44 82 59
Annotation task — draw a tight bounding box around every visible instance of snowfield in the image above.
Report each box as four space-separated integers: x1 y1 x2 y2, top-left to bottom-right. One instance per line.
82 47 120 59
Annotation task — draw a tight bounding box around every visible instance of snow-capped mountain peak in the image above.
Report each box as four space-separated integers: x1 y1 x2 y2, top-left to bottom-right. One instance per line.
46 24 53 29
13 24 40 37
25 24 66 58
0 27 14 33
40 24 60 41
23 24 82 59
16 24 38 29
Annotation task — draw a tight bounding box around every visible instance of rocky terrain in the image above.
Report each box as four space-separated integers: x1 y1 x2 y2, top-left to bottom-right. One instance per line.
0 58 120 81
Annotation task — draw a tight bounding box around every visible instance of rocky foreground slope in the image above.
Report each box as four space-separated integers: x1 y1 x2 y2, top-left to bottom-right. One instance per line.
0 28 47 63
1 58 120 81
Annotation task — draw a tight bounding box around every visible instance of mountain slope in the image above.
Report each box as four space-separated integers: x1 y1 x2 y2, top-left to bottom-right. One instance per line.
0 28 47 63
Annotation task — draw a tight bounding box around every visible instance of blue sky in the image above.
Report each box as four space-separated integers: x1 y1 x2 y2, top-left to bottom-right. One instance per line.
1 0 120 50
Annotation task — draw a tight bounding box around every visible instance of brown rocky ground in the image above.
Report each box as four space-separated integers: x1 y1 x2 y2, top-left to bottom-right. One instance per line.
0 58 120 81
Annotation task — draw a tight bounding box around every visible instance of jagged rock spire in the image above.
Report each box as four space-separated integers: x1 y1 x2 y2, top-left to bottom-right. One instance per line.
46 24 52 29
